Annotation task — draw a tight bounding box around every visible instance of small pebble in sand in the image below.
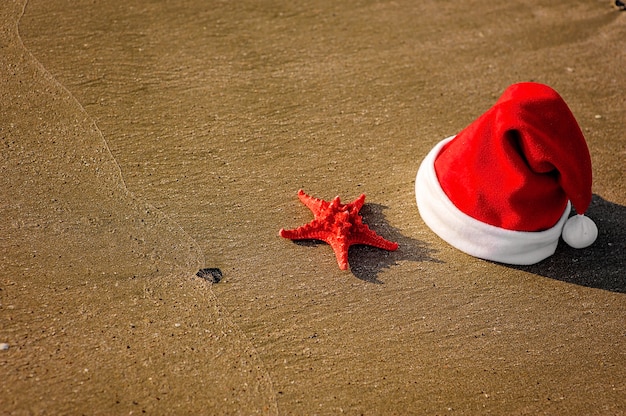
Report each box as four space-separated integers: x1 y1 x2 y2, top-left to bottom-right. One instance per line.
196 268 222 283
0 343 9 351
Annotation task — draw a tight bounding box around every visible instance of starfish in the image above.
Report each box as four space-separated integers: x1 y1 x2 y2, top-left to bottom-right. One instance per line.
279 190 399 270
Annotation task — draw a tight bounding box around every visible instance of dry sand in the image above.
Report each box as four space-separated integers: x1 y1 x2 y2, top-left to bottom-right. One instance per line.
1 0 625 414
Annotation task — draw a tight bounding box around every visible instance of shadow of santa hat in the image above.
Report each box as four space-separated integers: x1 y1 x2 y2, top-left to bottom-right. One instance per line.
415 82 597 265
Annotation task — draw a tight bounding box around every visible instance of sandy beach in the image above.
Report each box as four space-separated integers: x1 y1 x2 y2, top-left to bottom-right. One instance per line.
2 0 625 414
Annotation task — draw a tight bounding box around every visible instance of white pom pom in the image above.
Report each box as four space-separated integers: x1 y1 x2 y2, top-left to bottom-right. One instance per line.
562 214 597 249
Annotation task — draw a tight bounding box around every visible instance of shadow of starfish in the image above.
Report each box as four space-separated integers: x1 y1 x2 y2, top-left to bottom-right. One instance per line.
348 203 442 284
508 195 626 293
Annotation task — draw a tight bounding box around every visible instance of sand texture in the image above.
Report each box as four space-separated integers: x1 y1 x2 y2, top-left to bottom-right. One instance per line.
2 0 625 414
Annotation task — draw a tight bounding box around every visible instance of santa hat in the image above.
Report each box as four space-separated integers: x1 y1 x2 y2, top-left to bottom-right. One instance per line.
415 82 597 265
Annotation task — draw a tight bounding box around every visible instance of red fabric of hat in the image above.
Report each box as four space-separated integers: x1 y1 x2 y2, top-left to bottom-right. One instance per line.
434 82 592 232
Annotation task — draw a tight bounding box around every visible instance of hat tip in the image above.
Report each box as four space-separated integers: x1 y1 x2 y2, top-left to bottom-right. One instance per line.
562 214 597 249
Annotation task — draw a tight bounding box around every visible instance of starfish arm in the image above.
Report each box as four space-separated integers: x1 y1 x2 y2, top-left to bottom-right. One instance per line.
348 225 399 251
350 194 366 211
328 239 350 270
279 222 332 243
297 190 329 216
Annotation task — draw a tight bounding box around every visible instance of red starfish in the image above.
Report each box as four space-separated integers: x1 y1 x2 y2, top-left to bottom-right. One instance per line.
279 190 399 270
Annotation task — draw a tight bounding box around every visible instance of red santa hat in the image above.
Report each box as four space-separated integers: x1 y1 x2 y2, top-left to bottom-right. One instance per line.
415 82 597 265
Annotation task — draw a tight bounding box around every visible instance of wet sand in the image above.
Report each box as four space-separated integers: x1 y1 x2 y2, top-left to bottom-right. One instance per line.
2 0 625 414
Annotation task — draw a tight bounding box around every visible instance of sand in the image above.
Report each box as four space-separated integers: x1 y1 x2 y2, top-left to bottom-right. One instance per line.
1 0 625 414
